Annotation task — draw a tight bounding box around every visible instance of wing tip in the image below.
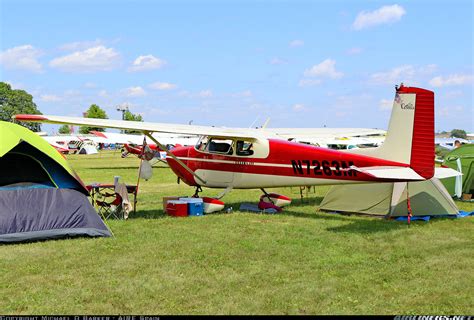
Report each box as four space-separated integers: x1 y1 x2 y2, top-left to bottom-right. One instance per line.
13 114 48 122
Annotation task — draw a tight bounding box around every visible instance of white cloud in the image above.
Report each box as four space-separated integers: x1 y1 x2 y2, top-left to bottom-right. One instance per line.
39 94 61 102
353 4 406 30
292 104 307 112
198 90 213 98
347 47 363 55
64 89 81 97
84 82 97 88
303 59 343 79
369 65 415 85
98 90 108 98
443 90 463 98
379 98 393 110
419 64 438 75
289 40 304 47
0 45 43 72
249 103 264 110
148 81 177 90
177 90 191 97
437 105 464 117
369 64 438 85
59 39 105 51
335 111 348 118
177 89 214 98
269 57 286 65
124 86 146 97
129 54 166 72
232 90 252 98
429 74 473 87
49 46 121 72
3 80 24 89
298 79 322 87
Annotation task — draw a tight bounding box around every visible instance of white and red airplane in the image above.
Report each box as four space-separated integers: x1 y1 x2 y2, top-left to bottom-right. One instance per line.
15 85 455 200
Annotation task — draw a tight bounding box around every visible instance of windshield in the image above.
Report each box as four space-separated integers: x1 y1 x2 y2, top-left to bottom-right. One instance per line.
195 136 209 151
207 138 233 154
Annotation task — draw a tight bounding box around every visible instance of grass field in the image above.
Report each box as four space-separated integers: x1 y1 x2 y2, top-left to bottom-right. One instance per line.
1 151 473 315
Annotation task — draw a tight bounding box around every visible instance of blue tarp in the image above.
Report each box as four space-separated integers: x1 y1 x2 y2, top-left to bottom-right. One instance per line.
394 211 474 221
239 203 279 214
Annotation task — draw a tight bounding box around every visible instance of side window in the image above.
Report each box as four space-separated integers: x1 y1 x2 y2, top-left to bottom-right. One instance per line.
195 136 209 151
236 140 254 156
206 138 234 155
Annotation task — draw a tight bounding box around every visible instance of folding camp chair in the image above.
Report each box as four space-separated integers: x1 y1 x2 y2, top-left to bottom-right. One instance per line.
93 186 124 219
86 181 137 219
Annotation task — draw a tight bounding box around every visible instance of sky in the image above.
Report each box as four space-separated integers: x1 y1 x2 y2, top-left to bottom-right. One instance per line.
1 0 473 134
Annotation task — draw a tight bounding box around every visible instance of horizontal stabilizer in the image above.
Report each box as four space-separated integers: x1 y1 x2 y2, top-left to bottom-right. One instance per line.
434 167 462 179
352 166 462 181
351 166 425 180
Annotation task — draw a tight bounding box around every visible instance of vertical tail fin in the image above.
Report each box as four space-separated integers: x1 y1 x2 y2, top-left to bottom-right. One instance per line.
402 85 435 179
349 84 435 179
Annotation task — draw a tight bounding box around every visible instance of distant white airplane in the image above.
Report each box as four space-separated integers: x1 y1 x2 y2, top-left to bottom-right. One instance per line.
435 137 470 150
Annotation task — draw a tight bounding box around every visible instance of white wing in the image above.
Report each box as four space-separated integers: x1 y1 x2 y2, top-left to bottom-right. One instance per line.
14 114 263 140
16 114 386 142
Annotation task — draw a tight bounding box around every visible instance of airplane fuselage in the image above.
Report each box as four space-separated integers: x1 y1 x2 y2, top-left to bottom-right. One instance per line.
167 138 409 189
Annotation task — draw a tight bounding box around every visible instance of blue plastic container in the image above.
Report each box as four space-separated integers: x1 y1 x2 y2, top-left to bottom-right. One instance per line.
179 198 204 216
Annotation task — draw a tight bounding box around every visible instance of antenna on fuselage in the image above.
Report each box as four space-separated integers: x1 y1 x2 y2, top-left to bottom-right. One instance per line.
249 116 260 129
261 118 270 129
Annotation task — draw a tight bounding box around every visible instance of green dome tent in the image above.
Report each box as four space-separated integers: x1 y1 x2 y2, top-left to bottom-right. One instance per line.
0 121 111 243
441 144 474 198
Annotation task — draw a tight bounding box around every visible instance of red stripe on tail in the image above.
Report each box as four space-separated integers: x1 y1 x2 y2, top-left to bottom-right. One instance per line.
398 85 435 179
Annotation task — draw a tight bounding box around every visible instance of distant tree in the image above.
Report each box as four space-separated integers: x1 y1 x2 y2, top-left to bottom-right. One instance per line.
58 124 71 134
79 104 108 134
450 129 467 139
123 110 144 134
0 82 42 132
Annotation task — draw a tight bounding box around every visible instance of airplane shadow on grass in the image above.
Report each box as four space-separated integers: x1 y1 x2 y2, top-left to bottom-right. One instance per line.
124 195 424 234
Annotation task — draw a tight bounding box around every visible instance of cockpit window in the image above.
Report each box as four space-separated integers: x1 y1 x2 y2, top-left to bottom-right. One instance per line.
236 140 254 156
196 137 234 155
207 138 234 155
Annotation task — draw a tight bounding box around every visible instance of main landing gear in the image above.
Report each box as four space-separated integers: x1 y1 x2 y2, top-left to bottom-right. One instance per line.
193 186 203 198
260 188 275 204
216 186 233 199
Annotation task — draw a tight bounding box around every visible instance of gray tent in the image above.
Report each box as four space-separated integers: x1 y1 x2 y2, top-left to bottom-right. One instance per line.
0 121 111 243
319 178 458 217
0 188 111 243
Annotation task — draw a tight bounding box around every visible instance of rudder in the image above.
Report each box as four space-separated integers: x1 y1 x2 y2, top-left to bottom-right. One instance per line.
348 84 435 179
401 85 435 179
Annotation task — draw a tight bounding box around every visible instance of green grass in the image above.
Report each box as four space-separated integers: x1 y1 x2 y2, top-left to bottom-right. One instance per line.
1 151 473 314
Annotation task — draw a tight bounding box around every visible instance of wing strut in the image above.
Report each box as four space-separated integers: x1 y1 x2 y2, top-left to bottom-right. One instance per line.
143 131 207 185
